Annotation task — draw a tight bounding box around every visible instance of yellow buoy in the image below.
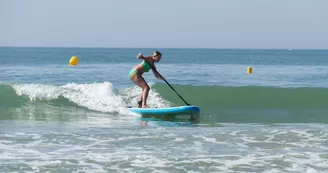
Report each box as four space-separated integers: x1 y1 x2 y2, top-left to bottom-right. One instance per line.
247 67 252 74
69 56 79 66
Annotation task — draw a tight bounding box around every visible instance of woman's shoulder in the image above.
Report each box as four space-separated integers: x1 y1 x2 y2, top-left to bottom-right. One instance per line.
142 56 153 62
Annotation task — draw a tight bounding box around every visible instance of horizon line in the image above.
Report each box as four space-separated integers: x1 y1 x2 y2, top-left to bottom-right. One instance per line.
0 46 327 51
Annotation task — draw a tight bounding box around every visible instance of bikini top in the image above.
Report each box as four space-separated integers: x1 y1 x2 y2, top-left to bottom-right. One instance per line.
141 60 151 72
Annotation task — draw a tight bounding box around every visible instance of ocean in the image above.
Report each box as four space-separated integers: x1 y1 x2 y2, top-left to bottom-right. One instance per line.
1 47 328 172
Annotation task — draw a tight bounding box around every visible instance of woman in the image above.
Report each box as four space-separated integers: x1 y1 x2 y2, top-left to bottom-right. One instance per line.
128 51 164 108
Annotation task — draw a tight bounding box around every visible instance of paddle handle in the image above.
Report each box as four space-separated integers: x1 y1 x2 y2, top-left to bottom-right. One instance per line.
141 56 190 105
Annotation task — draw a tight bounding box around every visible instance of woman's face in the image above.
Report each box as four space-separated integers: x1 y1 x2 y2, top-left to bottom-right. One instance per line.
153 54 162 62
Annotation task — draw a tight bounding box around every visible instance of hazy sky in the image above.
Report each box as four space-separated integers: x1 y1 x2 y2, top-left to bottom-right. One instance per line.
1 0 327 49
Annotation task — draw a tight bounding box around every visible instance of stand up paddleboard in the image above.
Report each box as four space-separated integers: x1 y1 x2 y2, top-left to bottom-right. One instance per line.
128 105 200 115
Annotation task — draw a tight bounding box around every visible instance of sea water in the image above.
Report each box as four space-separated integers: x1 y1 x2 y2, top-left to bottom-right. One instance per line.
0 47 328 172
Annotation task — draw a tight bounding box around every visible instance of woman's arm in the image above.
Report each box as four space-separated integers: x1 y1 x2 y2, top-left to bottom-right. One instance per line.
151 65 165 80
137 53 152 60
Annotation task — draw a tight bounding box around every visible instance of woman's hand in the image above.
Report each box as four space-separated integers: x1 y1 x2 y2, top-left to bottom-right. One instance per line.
137 53 143 59
159 77 165 80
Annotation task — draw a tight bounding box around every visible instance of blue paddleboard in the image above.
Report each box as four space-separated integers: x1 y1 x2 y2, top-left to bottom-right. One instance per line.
128 105 200 115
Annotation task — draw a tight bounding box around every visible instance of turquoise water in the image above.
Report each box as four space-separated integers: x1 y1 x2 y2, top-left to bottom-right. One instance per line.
1 47 328 172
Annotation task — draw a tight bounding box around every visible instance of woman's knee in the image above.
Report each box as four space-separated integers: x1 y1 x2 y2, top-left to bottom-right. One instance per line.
143 85 150 91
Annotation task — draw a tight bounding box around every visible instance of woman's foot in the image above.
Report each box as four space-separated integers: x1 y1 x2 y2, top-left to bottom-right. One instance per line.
137 100 142 108
142 105 150 108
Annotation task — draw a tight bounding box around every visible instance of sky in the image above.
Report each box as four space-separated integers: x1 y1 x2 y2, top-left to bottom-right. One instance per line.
1 0 327 49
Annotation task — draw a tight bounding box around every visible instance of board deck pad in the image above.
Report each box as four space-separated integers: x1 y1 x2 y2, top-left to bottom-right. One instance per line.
128 105 200 115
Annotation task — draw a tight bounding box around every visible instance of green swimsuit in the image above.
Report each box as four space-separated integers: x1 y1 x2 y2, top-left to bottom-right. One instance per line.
141 61 151 72
128 61 151 78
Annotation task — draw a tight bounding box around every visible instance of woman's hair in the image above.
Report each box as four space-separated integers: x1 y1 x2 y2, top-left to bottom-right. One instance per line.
153 51 162 57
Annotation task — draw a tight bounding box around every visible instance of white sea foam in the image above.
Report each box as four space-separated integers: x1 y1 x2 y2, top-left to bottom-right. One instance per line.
12 82 170 115
1 124 328 173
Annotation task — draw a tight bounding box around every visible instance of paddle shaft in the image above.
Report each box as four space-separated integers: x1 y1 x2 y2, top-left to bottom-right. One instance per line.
141 56 190 105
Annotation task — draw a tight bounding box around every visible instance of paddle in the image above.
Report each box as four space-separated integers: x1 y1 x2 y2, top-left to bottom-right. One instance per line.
141 56 190 106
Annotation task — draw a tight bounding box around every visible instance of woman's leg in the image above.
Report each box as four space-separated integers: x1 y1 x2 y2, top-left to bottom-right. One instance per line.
141 85 150 108
138 93 143 108
130 73 150 108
